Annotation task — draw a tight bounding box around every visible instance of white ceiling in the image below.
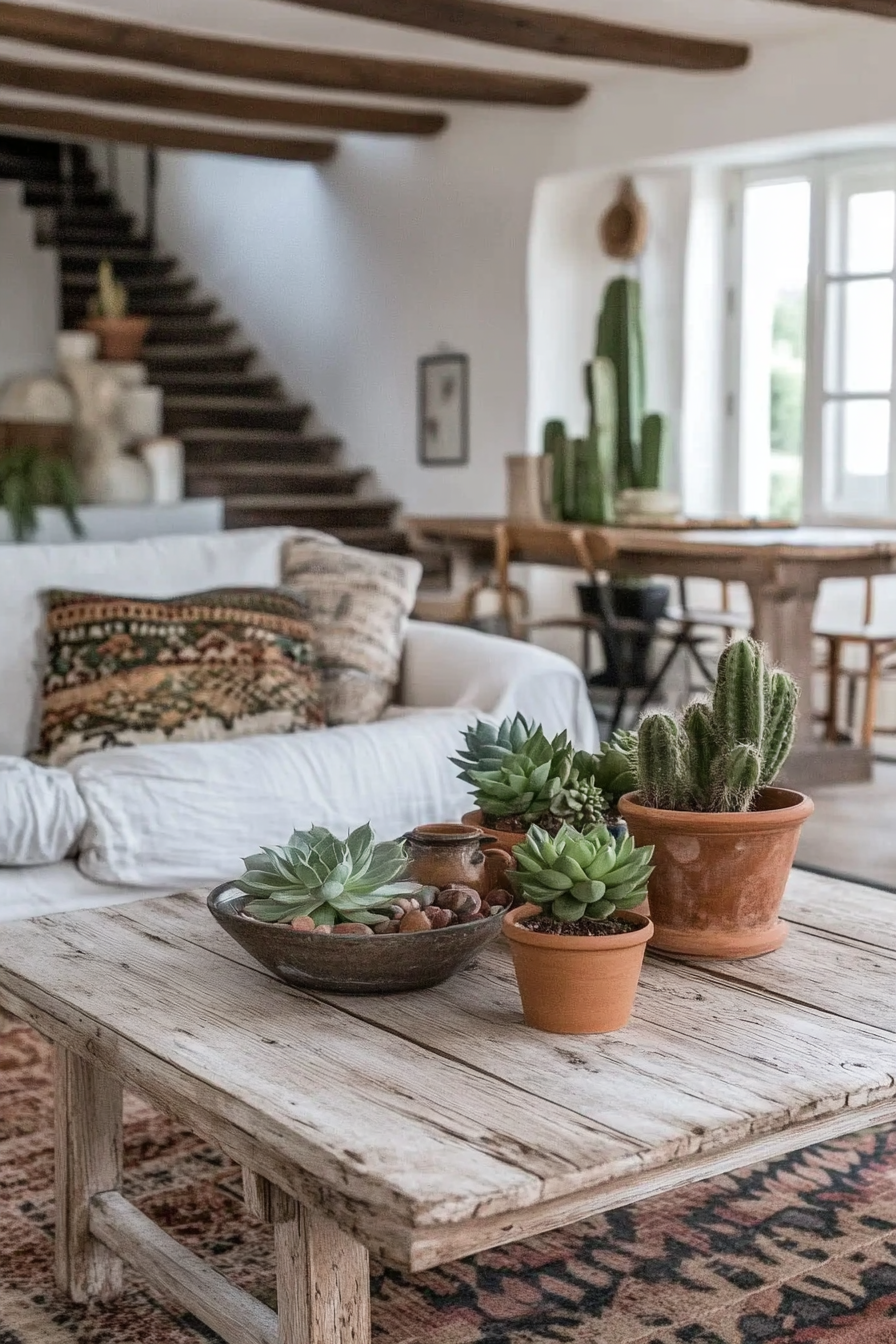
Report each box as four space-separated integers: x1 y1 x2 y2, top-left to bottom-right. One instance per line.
0 0 879 140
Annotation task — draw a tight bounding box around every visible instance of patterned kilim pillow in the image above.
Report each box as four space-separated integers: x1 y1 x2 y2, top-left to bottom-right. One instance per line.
36 588 324 767
281 540 422 725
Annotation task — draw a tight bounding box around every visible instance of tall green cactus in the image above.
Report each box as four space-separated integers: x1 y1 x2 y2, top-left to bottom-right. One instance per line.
637 713 686 811
596 278 645 492
542 419 568 522
640 413 665 492
635 639 798 813
578 356 617 523
595 278 667 492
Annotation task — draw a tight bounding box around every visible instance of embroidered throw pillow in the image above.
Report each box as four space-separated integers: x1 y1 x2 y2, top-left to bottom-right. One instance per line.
280 540 422 725
36 587 324 767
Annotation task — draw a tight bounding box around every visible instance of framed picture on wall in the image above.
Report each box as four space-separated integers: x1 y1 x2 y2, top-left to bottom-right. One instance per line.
418 352 469 466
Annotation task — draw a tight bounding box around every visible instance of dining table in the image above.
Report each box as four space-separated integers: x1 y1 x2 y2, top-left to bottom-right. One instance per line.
405 517 896 786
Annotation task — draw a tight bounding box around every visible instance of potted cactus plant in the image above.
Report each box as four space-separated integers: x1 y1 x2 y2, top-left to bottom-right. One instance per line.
81 258 150 361
454 714 612 847
503 822 654 1033
619 638 813 959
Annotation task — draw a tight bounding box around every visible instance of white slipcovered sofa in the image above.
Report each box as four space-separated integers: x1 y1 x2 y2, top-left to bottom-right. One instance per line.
0 527 598 923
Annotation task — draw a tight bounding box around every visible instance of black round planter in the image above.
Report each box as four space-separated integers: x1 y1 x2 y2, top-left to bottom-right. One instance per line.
577 580 670 689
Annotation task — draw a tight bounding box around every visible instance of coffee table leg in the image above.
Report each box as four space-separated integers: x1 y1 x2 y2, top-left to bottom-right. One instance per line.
55 1046 124 1302
275 1197 371 1344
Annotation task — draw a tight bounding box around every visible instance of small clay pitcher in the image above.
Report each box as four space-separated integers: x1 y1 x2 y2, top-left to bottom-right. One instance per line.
405 823 514 896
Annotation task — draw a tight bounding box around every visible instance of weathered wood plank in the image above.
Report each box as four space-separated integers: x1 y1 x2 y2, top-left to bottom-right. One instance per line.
3 881 896 1272
90 1191 278 1344
135 893 896 1139
55 1048 123 1302
0 905 640 1218
275 1200 370 1344
784 868 896 948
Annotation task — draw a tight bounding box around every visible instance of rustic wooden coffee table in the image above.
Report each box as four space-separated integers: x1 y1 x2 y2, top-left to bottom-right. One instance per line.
1 871 895 1344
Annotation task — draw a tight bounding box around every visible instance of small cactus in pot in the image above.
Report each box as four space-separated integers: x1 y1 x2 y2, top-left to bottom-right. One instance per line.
620 638 813 960
81 257 150 360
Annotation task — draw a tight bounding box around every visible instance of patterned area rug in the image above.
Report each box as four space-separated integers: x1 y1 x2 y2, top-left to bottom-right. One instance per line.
3 1022 896 1344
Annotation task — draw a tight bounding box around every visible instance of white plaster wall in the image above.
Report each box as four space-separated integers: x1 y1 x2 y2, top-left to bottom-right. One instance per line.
129 18 896 526
0 181 59 390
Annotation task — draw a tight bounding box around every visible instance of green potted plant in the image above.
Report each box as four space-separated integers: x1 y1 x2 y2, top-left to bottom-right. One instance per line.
619 638 813 959
0 447 84 542
206 824 508 994
81 258 150 361
503 822 654 1033
454 714 610 848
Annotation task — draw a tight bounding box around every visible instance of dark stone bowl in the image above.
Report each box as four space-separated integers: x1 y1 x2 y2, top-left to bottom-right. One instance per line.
207 882 505 995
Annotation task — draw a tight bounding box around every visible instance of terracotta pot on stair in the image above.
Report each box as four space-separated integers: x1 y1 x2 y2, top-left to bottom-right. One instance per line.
618 788 814 959
81 316 150 361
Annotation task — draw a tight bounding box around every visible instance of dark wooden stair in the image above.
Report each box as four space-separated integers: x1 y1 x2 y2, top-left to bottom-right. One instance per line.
2 131 405 550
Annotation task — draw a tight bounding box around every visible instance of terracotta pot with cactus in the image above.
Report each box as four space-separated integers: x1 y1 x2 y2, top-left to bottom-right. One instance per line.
619 638 813 960
81 258 150 361
503 822 654 1034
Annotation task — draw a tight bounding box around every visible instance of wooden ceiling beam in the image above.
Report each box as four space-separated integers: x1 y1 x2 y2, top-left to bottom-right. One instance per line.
278 0 751 71
0 3 588 107
0 101 337 162
0 56 447 136
780 0 896 15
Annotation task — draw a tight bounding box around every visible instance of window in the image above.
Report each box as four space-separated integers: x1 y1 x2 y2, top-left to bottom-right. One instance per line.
730 156 896 522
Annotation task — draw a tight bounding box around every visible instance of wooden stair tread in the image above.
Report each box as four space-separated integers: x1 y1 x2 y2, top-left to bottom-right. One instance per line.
224 493 396 509
145 343 256 363
164 395 301 411
59 245 177 265
62 271 192 290
186 462 365 481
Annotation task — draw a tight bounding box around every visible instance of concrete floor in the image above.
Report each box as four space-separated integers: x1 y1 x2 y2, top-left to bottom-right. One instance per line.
796 758 896 888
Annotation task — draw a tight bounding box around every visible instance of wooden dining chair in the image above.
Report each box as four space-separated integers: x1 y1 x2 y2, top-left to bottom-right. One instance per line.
816 576 896 748
492 522 676 734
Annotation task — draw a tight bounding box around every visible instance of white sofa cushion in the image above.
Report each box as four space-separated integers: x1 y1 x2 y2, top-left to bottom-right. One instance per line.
0 758 87 865
0 526 301 758
0 860 173 924
71 710 475 889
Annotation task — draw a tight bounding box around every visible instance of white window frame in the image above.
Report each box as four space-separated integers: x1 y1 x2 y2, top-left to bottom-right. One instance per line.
726 151 896 524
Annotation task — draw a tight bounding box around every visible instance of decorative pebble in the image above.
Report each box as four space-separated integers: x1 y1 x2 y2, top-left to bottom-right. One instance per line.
290 915 316 932
399 910 433 933
332 922 374 936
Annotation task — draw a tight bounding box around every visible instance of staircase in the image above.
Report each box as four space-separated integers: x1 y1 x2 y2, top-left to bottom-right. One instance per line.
0 134 405 551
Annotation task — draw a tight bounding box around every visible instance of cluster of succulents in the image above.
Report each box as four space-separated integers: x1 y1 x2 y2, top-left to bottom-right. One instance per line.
454 715 640 834
453 715 574 826
512 822 653 924
237 824 421 927
636 638 798 813
237 824 510 936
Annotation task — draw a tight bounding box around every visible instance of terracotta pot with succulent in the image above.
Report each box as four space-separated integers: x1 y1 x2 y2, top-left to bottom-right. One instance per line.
0 446 84 542
81 258 150 361
207 823 509 993
456 714 630 848
503 822 654 1034
619 638 813 960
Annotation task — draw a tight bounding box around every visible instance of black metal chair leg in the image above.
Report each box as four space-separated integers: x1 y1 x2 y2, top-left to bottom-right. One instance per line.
636 637 683 715
608 685 630 736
